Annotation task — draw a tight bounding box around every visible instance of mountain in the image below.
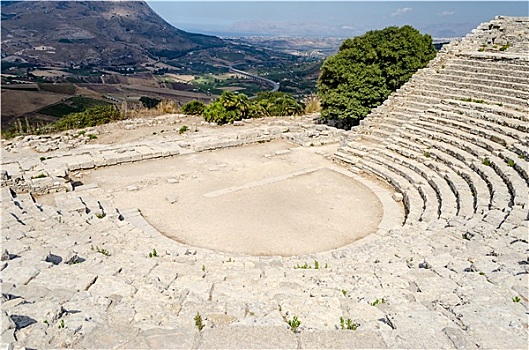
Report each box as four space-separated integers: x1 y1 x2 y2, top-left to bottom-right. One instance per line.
0 1 225 67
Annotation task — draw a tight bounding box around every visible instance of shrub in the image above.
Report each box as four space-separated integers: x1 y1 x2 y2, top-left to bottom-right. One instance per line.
182 100 206 115
140 96 161 109
252 91 305 117
203 91 251 124
179 125 188 134
54 105 123 131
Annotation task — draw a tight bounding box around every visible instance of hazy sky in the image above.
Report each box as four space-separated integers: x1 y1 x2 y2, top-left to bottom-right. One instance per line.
146 1 528 38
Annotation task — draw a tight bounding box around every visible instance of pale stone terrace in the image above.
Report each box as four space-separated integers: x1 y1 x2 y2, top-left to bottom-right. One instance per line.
1 16 529 349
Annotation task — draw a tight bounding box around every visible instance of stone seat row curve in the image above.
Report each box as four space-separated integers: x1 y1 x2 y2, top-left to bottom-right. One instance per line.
1 15 528 349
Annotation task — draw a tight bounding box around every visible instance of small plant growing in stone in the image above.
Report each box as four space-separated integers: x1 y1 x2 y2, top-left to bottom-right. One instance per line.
342 289 347 297
294 262 311 269
507 159 515 167
370 298 386 306
294 261 327 269
58 319 65 329
87 134 97 140
96 212 106 219
482 158 491 166
339 316 359 330
78 130 86 135
91 245 110 256
179 125 188 134
202 264 206 272
194 312 205 331
287 316 301 332
149 249 158 258
512 296 521 303
423 151 431 158
499 43 511 51
32 173 47 179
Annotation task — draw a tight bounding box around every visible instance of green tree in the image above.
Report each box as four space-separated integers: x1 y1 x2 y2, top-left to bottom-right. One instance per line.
318 25 436 126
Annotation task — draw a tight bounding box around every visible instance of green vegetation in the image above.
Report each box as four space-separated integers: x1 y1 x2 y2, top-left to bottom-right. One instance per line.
179 125 189 134
318 25 436 126
182 100 206 115
499 43 511 51
203 91 251 124
58 319 65 329
370 298 386 306
339 316 359 330
148 249 158 258
53 105 123 131
512 296 521 303
287 316 301 332
194 312 205 331
252 92 305 116
202 91 304 125
91 245 111 256
37 96 111 118
507 159 515 167
140 96 161 109
482 158 492 167
294 260 327 269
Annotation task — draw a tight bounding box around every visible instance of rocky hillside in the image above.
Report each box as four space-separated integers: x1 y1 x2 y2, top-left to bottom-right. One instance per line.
0 1 225 66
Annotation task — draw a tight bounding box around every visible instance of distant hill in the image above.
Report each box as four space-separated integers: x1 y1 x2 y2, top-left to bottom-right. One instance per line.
0 1 225 67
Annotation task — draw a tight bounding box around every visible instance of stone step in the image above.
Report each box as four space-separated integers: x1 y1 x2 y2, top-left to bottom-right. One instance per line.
385 142 476 218
426 76 529 101
364 152 440 223
358 159 424 224
393 132 491 213
422 110 519 148
435 102 528 134
432 72 529 94
441 99 529 122
415 81 529 109
401 125 512 212
410 119 528 206
374 147 459 220
436 67 529 85
446 57 529 75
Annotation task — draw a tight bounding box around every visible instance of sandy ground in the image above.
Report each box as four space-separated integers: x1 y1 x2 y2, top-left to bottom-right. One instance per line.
84 140 386 256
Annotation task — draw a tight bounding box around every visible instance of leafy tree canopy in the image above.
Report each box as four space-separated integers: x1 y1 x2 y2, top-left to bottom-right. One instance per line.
318 25 436 126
